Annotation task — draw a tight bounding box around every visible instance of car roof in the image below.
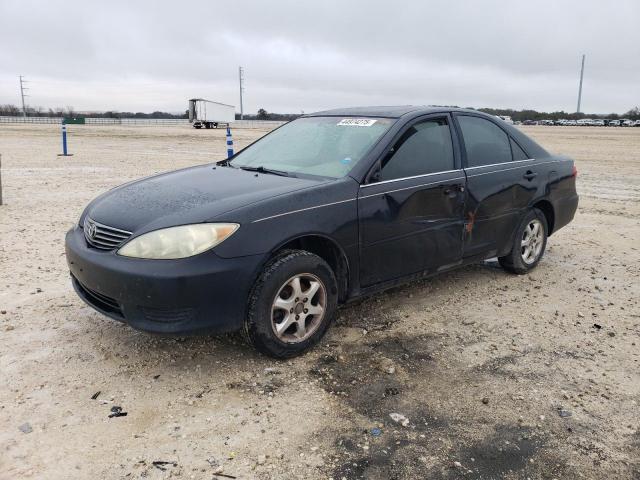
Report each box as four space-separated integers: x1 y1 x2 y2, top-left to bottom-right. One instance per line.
306 105 458 118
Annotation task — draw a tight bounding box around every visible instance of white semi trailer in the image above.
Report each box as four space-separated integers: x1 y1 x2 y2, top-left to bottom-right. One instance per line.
188 99 235 129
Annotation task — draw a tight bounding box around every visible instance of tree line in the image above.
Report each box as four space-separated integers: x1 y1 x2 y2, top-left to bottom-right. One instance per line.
475 106 640 121
0 105 188 119
1 104 638 121
245 106 640 121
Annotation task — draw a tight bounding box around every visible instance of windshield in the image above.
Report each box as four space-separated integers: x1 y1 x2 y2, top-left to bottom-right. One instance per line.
230 116 394 178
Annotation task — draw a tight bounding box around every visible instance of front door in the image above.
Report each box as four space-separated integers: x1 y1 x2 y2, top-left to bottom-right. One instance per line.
358 115 466 287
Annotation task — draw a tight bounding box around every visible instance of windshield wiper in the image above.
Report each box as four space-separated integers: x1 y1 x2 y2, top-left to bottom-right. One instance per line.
238 165 291 177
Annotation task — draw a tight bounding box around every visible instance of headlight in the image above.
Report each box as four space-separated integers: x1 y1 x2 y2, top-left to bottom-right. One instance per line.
117 223 239 259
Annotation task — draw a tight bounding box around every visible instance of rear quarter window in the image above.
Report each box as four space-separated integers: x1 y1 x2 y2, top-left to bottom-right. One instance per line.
510 138 529 161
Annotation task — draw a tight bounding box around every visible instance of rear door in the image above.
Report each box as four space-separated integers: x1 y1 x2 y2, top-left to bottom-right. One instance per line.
358 115 466 287
453 114 541 258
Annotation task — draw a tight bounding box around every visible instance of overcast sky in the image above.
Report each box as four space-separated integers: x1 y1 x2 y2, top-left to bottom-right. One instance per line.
1 0 638 114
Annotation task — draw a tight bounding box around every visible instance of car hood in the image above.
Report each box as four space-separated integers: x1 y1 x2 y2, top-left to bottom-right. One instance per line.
85 164 324 232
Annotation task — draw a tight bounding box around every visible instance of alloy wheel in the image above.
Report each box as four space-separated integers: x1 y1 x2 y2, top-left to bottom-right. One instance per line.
521 219 544 264
271 273 327 343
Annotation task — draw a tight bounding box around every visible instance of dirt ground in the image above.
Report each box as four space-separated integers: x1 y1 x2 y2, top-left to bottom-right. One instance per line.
0 124 638 480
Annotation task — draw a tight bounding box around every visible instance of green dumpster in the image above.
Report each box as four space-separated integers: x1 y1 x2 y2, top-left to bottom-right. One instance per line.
63 117 85 125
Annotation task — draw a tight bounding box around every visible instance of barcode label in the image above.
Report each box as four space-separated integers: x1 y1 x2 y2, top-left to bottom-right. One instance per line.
337 118 377 127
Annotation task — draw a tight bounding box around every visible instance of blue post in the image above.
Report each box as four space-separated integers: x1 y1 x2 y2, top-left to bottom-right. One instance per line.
62 122 68 155
58 121 73 156
226 126 234 158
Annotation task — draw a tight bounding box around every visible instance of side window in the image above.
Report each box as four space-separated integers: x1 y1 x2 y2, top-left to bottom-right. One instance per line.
457 115 512 167
379 118 454 181
510 138 529 161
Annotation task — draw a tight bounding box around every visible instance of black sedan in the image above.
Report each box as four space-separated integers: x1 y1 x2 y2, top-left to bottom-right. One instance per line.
66 106 579 357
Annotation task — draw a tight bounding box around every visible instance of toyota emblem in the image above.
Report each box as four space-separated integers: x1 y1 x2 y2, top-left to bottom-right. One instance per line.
86 220 97 239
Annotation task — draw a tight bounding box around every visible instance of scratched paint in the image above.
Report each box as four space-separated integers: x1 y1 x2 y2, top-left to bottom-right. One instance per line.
465 211 477 233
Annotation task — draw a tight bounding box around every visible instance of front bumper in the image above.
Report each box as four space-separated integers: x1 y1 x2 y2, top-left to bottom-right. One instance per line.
65 226 265 334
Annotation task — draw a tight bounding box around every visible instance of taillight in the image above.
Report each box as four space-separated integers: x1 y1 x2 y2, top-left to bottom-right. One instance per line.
572 165 578 177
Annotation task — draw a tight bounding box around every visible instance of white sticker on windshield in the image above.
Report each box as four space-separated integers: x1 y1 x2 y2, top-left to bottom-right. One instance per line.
337 118 377 127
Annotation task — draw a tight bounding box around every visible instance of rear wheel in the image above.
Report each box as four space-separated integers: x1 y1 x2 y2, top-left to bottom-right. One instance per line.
244 250 338 358
499 208 548 274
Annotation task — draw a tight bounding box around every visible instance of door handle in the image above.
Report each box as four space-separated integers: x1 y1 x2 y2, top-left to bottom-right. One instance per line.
523 170 537 181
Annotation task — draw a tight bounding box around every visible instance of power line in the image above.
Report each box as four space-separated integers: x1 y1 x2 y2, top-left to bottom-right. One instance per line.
238 66 245 120
19 75 29 117
576 54 585 113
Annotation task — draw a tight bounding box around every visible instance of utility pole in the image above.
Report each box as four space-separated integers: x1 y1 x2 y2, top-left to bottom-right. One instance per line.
238 66 245 120
576 54 585 113
19 75 29 117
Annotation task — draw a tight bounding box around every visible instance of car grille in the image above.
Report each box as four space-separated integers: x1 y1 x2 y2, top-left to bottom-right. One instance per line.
83 217 132 251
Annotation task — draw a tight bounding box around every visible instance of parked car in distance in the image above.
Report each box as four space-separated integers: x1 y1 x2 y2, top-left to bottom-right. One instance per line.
66 106 579 357
621 119 634 127
565 120 578 126
592 119 605 127
634 120 640 127
496 115 514 124
522 120 537 126
609 120 621 127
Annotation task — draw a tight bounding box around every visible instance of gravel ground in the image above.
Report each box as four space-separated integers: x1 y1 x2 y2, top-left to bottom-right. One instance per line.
0 124 638 479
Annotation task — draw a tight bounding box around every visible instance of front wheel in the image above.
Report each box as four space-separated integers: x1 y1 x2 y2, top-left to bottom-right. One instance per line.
244 250 338 358
499 208 548 274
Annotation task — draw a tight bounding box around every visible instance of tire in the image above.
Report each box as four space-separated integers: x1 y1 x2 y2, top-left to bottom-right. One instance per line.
498 208 548 274
244 250 338 358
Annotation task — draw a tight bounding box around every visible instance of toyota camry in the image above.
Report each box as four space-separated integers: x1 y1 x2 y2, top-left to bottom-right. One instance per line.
65 106 578 357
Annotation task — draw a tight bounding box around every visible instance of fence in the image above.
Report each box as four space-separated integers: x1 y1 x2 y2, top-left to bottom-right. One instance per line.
87 118 190 125
232 120 286 129
0 116 64 124
0 116 286 129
